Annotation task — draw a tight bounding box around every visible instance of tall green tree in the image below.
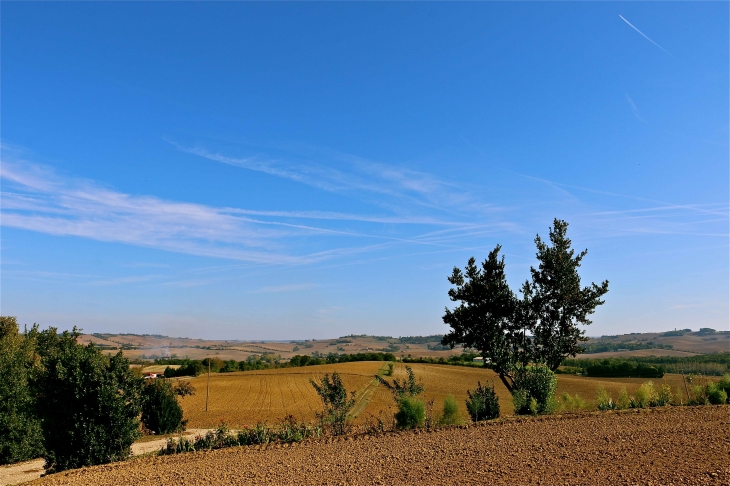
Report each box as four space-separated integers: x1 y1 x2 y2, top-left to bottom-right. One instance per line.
441 246 525 391
525 219 609 370
32 327 143 473
441 220 609 389
0 317 44 465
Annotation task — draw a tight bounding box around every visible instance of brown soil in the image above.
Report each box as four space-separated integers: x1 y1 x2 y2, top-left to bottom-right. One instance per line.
31 406 729 485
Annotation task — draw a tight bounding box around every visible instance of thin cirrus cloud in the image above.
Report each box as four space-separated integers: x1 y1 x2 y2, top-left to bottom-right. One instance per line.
175 143 497 216
0 151 492 265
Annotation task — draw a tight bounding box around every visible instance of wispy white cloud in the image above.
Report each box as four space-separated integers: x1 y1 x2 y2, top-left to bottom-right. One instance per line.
175 143 496 217
619 15 673 57
625 94 644 122
253 283 319 293
1 152 501 265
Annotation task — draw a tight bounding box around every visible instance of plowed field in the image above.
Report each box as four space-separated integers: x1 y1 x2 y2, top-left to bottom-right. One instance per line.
31 406 729 485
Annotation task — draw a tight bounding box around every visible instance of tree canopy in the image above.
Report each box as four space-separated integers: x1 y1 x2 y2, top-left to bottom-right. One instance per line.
442 219 609 391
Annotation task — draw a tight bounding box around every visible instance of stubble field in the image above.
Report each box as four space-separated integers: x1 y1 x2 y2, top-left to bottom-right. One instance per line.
178 361 694 428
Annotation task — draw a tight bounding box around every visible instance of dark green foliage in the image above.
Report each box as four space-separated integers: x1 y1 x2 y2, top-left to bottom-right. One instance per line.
442 245 522 391
579 341 673 354
201 358 224 373
141 379 186 435
442 220 609 392
512 365 557 415
525 220 610 371
397 335 444 344
32 327 143 473
465 381 500 421
0 317 44 465
220 360 239 372
395 396 426 429
706 382 728 405
584 360 664 378
310 372 356 436
439 394 461 425
562 353 730 376
163 360 204 377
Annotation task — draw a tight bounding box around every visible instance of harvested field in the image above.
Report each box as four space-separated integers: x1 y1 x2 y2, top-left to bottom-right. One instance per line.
31 406 729 485
180 361 699 427
180 362 387 428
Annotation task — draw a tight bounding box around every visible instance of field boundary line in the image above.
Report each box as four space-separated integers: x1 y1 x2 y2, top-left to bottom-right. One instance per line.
348 363 390 420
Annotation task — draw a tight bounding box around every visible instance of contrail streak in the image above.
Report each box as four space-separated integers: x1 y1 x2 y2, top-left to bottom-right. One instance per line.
619 15 672 56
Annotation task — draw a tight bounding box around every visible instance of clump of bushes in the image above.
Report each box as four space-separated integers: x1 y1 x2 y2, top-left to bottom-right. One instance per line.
595 381 674 410
512 365 557 415
465 381 500 421
160 419 323 456
686 374 730 405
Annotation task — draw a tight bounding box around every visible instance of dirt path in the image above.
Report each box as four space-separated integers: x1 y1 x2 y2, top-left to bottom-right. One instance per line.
27 406 730 485
348 362 390 420
0 429 214 486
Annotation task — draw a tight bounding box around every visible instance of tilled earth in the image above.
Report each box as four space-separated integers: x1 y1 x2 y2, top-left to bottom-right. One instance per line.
32 406 729 485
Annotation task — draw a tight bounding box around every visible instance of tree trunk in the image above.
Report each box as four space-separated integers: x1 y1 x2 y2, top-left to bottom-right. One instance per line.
498 372 514 394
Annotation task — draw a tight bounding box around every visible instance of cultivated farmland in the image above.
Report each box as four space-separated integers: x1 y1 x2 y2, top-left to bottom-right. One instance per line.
177 361 697 428
29 406 729 485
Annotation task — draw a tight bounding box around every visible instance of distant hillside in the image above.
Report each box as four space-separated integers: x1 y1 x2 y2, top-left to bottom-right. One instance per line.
78 328 727 362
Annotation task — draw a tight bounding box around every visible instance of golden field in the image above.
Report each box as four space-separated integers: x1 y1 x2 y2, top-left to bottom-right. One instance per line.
176 361 695 428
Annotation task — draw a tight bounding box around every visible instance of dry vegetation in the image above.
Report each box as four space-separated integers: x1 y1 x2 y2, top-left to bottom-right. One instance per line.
30 406 729 485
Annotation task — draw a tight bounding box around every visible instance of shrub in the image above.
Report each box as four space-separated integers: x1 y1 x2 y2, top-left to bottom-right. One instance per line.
141 379 186 435
630 381 656 408
717 374 730 396
0 317 44 465
655 384 673 406
465 381 500 421
32 328 143 473
395 396 425 429
706 382 728 405
617 387 630 410
386 362 395 377
310 372 356 436
439 394 461 425
596 387 616 411
561 393 586 413
512 365 557 415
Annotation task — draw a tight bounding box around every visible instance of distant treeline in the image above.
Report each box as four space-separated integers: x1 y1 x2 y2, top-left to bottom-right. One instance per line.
579 341 674 354
562 353 730 377
402 352 481 367
156 352 396 377
397 335 444 344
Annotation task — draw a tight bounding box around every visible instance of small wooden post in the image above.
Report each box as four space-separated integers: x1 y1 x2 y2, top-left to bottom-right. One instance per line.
206 358 210 412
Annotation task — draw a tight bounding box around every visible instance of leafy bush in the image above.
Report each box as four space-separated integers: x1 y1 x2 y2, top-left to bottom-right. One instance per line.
561 393 586 413
395 396 425 429
386 362 395 377
617 387 630 409
596 387 617 411
465 381 500 421
717 374 730 396
32 327 143 473
0 317 44 465
512 389 529 415
512 365 557 415
630 381 657 408
141 379 186 435
706 382 728 405
655 384 673 406
439 394 461 425
310 372 355 436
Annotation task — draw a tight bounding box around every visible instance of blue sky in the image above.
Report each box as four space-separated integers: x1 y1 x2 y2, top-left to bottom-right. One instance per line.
1 2 727 339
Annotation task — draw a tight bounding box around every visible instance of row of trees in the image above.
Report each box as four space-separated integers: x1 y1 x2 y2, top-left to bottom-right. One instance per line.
0 317 189 471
